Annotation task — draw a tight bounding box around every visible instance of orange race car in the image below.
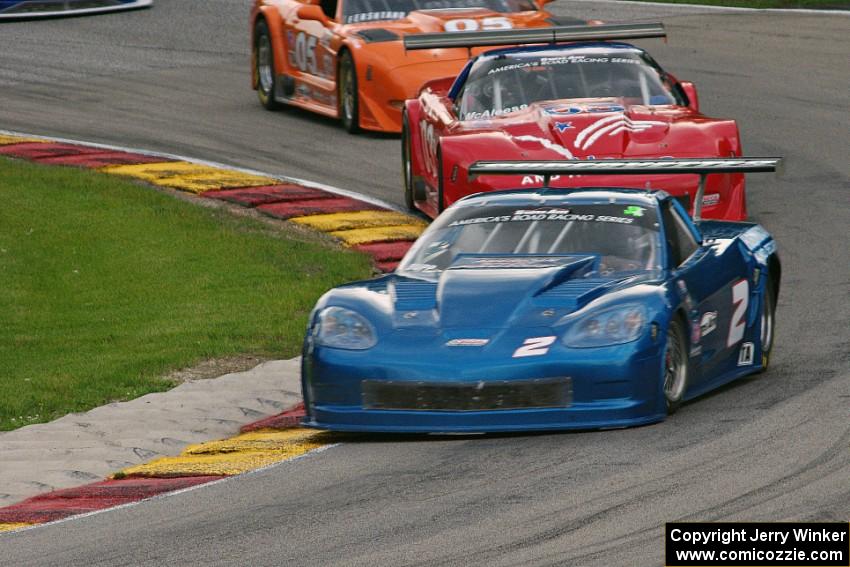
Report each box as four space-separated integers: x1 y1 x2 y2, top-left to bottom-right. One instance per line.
250 0 589 133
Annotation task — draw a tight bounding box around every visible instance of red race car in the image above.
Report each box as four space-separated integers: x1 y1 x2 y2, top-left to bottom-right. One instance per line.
402 24 748 220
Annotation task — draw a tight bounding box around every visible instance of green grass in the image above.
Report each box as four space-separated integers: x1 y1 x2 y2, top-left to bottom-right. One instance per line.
0 158 372 431
624 0 849 8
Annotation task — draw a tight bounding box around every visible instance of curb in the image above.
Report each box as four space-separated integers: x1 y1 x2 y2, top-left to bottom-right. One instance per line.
0 131 427 272
0 404 312 533
0 130 379 533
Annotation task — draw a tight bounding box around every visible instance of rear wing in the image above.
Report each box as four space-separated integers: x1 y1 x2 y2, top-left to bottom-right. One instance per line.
403 22 665 51
468 158 783 221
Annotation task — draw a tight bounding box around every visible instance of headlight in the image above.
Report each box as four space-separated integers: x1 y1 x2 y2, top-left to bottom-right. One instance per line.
314 307 377 350
562 304 647 348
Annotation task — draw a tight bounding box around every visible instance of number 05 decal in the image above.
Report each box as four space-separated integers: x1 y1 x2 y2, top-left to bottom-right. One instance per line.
513 336 556 358
444 17 513 32
727 279 749 347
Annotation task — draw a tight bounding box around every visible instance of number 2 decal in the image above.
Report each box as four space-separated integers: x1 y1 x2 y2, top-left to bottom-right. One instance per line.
513 336 556 358
727 279 749 347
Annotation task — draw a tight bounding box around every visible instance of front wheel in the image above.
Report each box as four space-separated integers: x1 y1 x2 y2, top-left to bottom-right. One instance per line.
663 318 689 414
254 20 280 111
759 277 776 371
338 51 360 134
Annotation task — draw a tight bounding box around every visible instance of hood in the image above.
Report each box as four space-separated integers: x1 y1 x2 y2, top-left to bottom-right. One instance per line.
389 255 650 329
502 99 676 159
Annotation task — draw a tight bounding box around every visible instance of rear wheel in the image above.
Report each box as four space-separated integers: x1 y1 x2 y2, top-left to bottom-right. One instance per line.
254 20 280 110
338 51 360 133
759 277 776 371
402 112 416 211
663 318 689 414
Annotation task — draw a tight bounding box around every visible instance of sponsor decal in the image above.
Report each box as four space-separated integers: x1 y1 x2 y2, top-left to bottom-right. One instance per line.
544 103 625 116
574 115 667 151
700 311 718 337
555 121 573 132
446 338 490 347
464 104 528 120
738 342 755 366
448 209 633 226
345 11 405 23
513 336 556 358
624 205 645 217
489 56 639 76
458 257 572 269
689 344 703 358
702 193 721 206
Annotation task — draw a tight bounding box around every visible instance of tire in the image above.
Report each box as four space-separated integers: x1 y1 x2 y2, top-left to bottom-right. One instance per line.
759 277 777 371
254 20 281 111
338 51 360 133
402 112 416 211
662 318 689 414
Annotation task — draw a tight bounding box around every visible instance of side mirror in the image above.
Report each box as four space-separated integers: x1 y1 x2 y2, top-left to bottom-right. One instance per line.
297 4 329 24
679 81 700 113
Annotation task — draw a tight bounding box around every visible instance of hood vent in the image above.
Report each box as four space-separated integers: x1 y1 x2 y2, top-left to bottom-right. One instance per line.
355 29 399 43
393 280 438 311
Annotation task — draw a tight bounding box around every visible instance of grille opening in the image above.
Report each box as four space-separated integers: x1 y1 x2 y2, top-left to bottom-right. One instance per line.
362 378 571 411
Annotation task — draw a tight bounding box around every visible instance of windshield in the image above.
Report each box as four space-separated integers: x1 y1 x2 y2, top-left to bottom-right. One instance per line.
343 0 535 24
398 202 662 274
456 48 684 120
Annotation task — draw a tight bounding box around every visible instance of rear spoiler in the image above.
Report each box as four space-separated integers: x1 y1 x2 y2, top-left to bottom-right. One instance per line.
403 22 665 51
468 158 783 221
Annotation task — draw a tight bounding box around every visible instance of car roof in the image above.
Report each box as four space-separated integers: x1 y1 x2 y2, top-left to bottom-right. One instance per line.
455 188 668 209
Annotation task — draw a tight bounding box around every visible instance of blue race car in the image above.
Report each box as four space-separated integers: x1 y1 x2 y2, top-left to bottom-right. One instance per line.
0 0 151 19
302 158 782 433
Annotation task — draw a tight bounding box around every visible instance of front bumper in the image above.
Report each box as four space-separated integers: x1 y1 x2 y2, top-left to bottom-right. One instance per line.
302 337 667 433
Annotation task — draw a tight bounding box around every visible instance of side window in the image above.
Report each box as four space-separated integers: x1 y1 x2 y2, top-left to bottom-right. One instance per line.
662 202 699 268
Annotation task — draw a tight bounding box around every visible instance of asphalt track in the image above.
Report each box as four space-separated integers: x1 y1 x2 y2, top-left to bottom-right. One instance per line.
1 1 849 565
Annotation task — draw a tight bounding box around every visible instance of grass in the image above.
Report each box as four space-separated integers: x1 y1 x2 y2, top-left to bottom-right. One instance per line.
623 0 849 8
0 157 373 431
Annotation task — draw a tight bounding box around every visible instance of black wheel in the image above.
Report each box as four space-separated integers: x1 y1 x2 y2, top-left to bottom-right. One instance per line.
436 146 446 214
662 318 689 414
759 277 776 371
402 112 416 211
338 51 359 133
254 20 281 110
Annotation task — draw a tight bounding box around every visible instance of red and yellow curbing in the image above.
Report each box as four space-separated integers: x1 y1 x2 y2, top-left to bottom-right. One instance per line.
0 130 414 532
0 405 317 532
0 131 428 271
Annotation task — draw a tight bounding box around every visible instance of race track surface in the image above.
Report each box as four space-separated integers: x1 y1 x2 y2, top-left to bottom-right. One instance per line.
1 1 849 565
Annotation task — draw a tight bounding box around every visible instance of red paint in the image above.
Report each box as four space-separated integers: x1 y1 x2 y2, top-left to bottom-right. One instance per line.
0 476 225 524
353 240 415 263
201 185 334 207
240 402 306 433
37 151 169 167
0 142 104 160
257 198 380 220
